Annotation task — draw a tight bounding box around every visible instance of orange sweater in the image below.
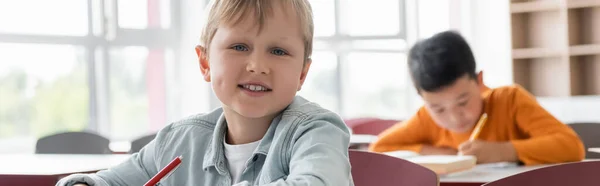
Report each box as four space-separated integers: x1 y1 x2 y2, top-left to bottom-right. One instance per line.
369 85 585 165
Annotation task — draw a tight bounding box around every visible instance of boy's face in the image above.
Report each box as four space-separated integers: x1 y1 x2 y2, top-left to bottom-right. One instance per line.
420 73 484 133
197 4 311 120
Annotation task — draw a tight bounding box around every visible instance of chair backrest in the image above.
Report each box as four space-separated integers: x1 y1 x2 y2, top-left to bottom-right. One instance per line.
482 161 600 186
568 123 600 158
345 118 400 135
35 131 111 154
345 118 381 128
129 133 157 153
349 150 439 186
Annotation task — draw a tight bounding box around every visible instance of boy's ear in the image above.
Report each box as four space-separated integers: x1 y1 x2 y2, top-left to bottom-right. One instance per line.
477 71 484 85
477 71 488 92
297 59 312 91
195 45 211 82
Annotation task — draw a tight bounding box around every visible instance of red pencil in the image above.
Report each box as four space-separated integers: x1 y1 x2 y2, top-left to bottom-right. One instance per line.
143 155 183 186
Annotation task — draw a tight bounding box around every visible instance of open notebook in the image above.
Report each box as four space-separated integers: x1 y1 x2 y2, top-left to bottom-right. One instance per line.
383 150 477 175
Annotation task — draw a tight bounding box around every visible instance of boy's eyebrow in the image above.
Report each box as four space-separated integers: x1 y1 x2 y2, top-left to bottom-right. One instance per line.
226 28 291 41
455 92 470 100
430 92 470 108
430 102 442 108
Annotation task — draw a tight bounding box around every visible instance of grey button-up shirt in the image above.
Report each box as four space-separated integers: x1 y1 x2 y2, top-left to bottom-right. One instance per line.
57 96 353 186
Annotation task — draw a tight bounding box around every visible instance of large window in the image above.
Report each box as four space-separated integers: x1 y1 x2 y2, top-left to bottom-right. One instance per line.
0 43 89 138
0 0 180 142
298 0 410 120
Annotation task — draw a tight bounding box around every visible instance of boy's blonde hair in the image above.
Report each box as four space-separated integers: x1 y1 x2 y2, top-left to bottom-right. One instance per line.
200 0 314 61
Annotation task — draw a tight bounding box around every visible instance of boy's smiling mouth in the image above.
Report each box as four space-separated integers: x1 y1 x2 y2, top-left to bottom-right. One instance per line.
238 83 273 92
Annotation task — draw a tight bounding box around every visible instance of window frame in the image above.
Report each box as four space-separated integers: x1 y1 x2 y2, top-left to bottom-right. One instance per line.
0 0 182 140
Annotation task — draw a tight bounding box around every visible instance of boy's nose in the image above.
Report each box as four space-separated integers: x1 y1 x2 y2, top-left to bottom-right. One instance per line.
246 60 270 74
448 115 459 124
246 63 269 74
449 111 463 124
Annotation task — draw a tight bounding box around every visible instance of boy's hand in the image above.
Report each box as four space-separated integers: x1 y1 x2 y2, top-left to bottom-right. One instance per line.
458 140 518 163
420 145 458 155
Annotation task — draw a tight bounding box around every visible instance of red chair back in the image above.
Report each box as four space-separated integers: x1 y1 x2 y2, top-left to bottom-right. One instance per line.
483 161 600 186
345 118 400 135
349 150 439 186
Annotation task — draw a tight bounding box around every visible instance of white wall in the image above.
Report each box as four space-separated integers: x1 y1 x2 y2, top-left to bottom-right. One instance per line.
453 0 600 124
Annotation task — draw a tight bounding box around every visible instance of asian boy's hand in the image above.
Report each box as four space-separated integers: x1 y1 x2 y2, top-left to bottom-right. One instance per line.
420 145 459 155
458 140 518 163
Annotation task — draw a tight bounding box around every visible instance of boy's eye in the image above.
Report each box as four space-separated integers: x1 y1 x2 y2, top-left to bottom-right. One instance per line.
271 48 288 56
435 109 445 113
231 45 248 51
458 101 468 107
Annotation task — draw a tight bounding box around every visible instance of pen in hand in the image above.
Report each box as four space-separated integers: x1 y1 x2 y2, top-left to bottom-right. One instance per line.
144 156 183 186
458 113 488 156
469 113 488 141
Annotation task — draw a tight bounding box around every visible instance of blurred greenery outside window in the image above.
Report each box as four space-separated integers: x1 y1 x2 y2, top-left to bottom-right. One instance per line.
0 0 175 140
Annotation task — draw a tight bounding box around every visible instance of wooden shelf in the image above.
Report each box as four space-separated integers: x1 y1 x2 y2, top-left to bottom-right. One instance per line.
510 1 600 97
567 0 600 9
567 6 600 96
511 1 561 13
570 44 600 56
570 55 600 95
513 57 570 97
568 7 600 46
513 48 563 59
511 11 565 49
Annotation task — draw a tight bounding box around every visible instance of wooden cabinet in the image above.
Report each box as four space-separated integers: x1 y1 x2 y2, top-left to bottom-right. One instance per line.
510 0 600 96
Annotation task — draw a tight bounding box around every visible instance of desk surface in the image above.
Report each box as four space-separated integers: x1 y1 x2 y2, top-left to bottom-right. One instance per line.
0 154 130 175
589 148 600 153
350 134 378 145
1 154 593 185
440 163 548 184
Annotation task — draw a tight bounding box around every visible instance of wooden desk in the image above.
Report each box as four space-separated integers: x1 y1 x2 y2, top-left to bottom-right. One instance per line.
439 163 549 186
350 134 378 145
0 154 130 186
589 148 600 154
349 134 378 150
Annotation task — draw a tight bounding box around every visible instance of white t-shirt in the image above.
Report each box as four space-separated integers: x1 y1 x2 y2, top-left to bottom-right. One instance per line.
224 140 261 185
